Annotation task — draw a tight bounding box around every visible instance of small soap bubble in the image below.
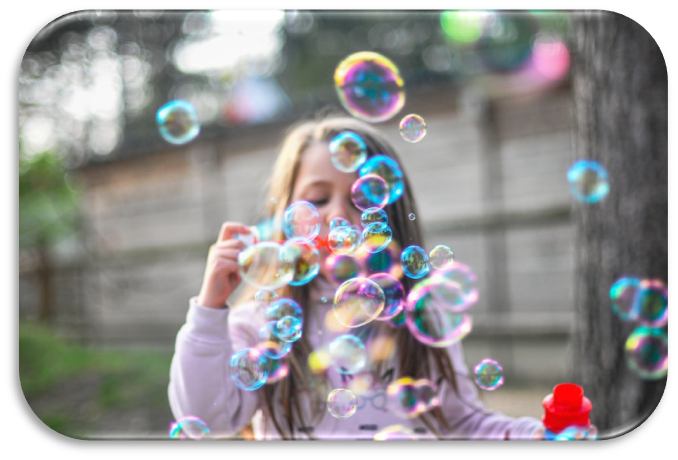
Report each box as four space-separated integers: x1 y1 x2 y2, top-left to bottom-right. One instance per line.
334 51 405 123
360 207 388 228
326 388 358 418
329 131 368 173
156 100 200 145
374 425 418 441
567 160 609 203
351 174 389 211
399 114 427 143
169 416 210 440
230 347 268 391
408 213 416 221
429 245 455 269
327 225 362 255
238 242 295 289
611 278 668 327
625 326 668 380
258 322 293 359
401 245 430 279
282 201 321 240
610 277 642 321
362 222 393 254
275 316 303 343
325 253 365 285
266 298 303 324
368 273 404 321
473 359 504 390
254 289 279 306
415 379 440 412
333 277 385 328
359 155 405 205
329 334 368 375
283 237 320 286
386 377 424 418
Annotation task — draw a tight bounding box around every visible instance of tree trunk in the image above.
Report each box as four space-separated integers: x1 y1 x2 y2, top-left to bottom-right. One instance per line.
570 11 667 437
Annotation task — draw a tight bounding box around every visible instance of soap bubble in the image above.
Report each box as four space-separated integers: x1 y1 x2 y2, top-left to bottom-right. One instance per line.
429 245 455 270
611 278 668 327
327 225 362 255
399 114 427 143
415 379 440 411
374 425 418 441
263 357 289 384
327 388 358 418
266 298 303 325
329 334 367 375
359 155 404 205
156 100 200 145
333 277 385 328
567 160 609 203
334 51 405 123
625 326 668 380
362 222 393 254
275 316 303 343
283 237 320 286
351 174 389 211
329 131 368 172
360 207 388 227
230 347 268 391
258 321 292 359
283 201 321 240
330 217 351 230
169 416 210 440
610 277 642 321
428 261 479 312
408 213 416 221
387 377 438 418
368 273 404 321
473 359 504 390
325 253 365 285
254 289 279 307
401 245 430 279
238 242 294 289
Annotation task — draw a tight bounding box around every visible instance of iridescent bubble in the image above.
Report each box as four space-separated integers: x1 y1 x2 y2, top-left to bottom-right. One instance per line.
351 174 389 211
327 225 362 255
230 347 268 391
334 51 405 123
329 334 367 375
408 213 416 221
283 237 320 286
399 114 427 143
401 245 430 279
360 207 388 228
432 261 479 311
415 379 440 412
359 155 404 205
404 277 473 347
169 416 210 440
325 253 365 285
282 201 321 240
610 278 668 327
262 357 289 384
473 359 504 390
254 289 279 306
329 131 368 173
625 326 668 380
429 245 455 270
362 222 393 254
266 298 303 325
333 277 385 328
275 316 302 343
156 100 200 145
258 321 293 359
238 242 294 289
368 273 404 321
374 425 418 441
386 377 421 418
326 388 358 418
330 217 350 230
567 160 609 203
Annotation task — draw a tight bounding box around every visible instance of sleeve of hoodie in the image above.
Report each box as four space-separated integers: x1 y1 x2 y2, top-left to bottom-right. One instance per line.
168 298 263 438
435 341 543 440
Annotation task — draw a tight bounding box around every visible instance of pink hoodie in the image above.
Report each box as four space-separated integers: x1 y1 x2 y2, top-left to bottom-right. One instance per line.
168 277 542 440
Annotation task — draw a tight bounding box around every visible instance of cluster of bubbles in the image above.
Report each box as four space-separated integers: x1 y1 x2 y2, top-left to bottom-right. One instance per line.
473 359 504 391
567 160 610 203
156 100 200 145
326 388 358 419
609 277 668 380
399 114 427 143
327 219 363 255
169 415 210 440
361 208 392 254
386 377 440 419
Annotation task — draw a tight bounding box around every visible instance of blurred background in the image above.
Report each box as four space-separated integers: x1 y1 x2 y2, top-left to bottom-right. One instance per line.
18 10 666 440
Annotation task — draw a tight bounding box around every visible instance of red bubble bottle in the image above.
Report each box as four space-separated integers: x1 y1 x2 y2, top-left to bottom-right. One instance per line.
542 383 594 440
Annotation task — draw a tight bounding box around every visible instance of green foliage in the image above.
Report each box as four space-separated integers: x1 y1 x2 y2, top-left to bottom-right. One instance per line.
19 151 80 249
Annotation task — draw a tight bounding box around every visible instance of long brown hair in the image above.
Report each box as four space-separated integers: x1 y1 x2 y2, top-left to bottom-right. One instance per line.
232 114 461 439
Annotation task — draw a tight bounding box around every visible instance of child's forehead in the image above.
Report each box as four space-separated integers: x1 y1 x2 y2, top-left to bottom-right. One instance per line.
295 141 356 187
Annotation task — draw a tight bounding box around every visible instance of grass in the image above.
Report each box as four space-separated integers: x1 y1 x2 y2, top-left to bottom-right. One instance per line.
19 321 175 439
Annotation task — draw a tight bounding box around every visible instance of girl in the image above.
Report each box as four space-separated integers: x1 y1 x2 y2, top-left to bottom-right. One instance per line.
168 115 543 440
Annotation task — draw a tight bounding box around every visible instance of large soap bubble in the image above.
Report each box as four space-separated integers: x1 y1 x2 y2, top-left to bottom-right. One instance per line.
230 347 268 391
327 388 358 419
283 237 320 286
238 242 294 289
359 155 404 205
329 131 368 173
329 334 367 375
333 277 385 328
282 201 321 240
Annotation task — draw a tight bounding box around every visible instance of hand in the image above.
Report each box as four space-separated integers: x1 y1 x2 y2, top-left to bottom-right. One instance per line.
197 222 251 309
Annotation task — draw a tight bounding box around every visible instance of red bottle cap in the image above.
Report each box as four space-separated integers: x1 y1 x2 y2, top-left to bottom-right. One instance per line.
542 383 592 433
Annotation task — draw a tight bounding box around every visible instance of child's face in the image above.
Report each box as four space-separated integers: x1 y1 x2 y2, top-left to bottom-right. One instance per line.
290 140 362 249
